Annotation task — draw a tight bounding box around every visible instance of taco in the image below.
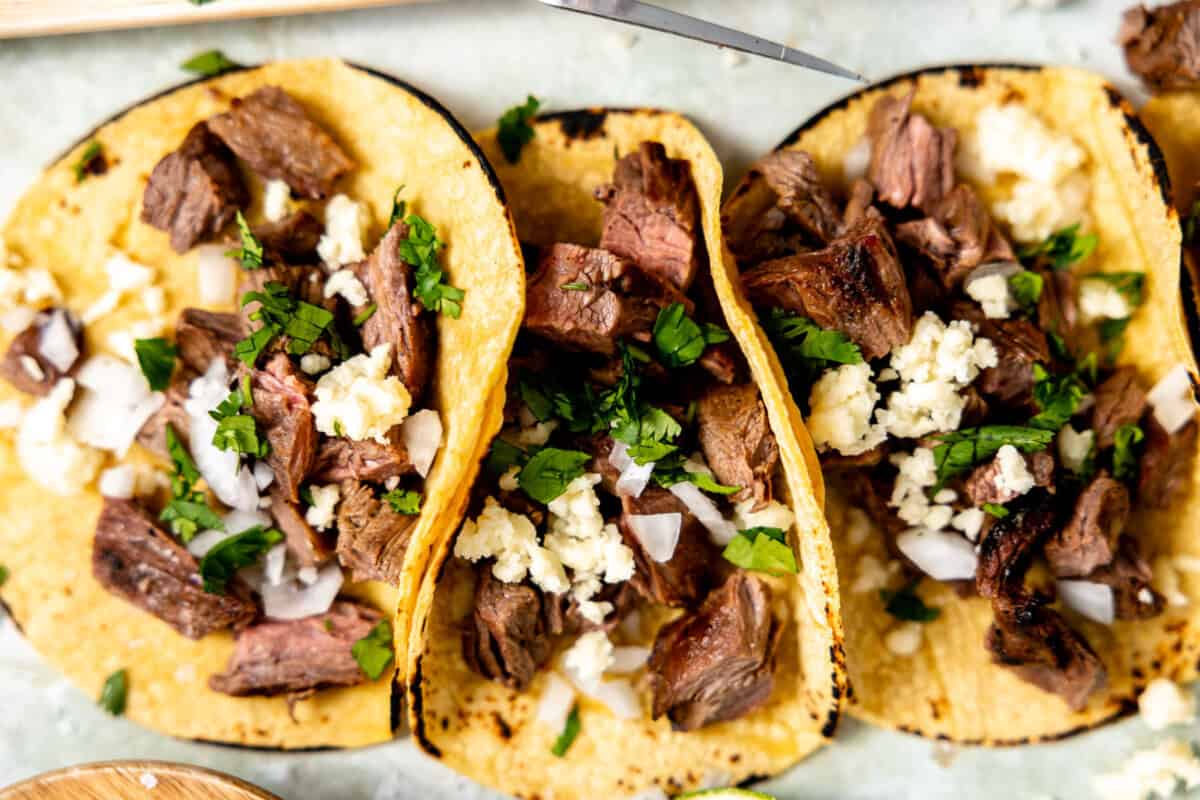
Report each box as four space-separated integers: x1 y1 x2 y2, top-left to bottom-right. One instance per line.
722 64 1199 743
0 58 524 748
404 109 846 797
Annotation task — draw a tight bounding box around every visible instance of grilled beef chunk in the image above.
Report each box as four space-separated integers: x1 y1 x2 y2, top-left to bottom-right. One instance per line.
985 594 1106 711
976 490 1059 600
525 243 686 355
842 179 883 230
595 141 702 291
1139 417 1198 508
894 184 1015 289
136 380 191 455
270 488 334 567
176 308 245 374
335 480 418 583
618 487 722 607
867 91 956 212
209 600 382 696
311 434 414 484
963 451 1055 507
1035 269 1098 360
698 341 739 384
696 383 779 508
92 499 256 639
1085 535 1165 620
463 569 554 690
249 354 317 504
206 87 353 199
1044 473 1129 577
648 572 780 731
141 122 248 253
723 155 840 264
1092 367 1148 449
251 211 324 264
742 216 913 360
0 308 82 396
820 444 888 472
1120 1 1200 91
953 301 1050 410
354 220 433 400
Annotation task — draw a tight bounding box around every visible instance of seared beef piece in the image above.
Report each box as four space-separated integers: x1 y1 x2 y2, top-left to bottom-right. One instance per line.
311 434 414 484
176 308 245 374
270 489 334 568
582 433 622 495
976 490 1059 600
136 380 191 456
206 86 353 199
1120 1 1200 91
525 243 687 355
758 150 841 244
595 142 702 291
698 341 739 384
1044 473 1128 577
241 264 328 310
961 386 991 428
251 211 323 264
1084 534 1165 619
354 220 434 400
820 443 888 472
141 122 247 253
209 600 382 696
618 487 722 608
463 569 553 690
696 383 779 508
92 498 256 639
867 91 956 213
1092 367 1148 449
963 450 1055 507
1139 417 1198 508
842 179 883 230
0 308 82 396
986 594 1106 711
742 216 912 360
335 480 418 583
894 184 1015 289
906 260 949 317
249 354 317 504
952 301 1050 410
722 165 824 265
648 572 781 731
1036 269 1098 361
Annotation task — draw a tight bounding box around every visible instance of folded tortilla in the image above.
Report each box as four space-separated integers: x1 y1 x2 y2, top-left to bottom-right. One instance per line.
729 64 1197 744
0 58 524 748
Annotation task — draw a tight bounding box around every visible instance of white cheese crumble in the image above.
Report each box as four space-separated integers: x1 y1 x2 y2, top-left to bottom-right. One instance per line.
1079 277 1131 323
889 449 955 531
305 483 340 531
84 253 155 324
139 772 158 790
732 498 796 533
563 631 614 689
1139 678 1196 731
312 344 412 443
851 554 900 594
1094 739 1200 800
993 444 1036 498
105 317 167 363
317 194 368 267
951 507 986 542
262 179 292 223
324 269 369 307
807 362 886 456
19 355 44 382
16 379 103 495
98 465 136 499
498 465 520 492
993 170 1090 245
455 497 570 593
299 353 332 376
1058 425 1095 474
512 420 559 448
0 266 61 309
1147 364 1197 435
885 622 924 657
964 270 1016 319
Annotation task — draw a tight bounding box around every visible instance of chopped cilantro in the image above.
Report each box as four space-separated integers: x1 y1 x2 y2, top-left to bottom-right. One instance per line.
517 447 590 504
212 414 269 457
1019 224 1098 271
236 280 335 365
181 49 241 77
388 186 407 228
0 564 8 587
226 211 264 271
1008 270 1044 313
551 704 581 757
497 95 541 164
652 303 730 368
353 303 377 327
486 439 527 476
351 620 395 680
761 308 862 390
397 213 464 318
98 669 128 716
382 488 422 515
160 424 223 542
1098 316 1132 362
234 323 281 367
930 426 1055 490
198 526 283 594
164 424 200 490
982 503 1010 519
652 463 741 496
1027 364 1086 431
133 337 177 391
880 580 940 623
722 527 797 576
73 140 104 183
598 345 683 462
560 282 591 291
1112 423 1145 482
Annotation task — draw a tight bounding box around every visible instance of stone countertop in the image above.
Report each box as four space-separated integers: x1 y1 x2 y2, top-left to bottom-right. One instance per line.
0 1 1191 797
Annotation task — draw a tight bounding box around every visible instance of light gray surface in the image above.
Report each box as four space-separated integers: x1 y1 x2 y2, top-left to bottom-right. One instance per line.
0 1 1194 798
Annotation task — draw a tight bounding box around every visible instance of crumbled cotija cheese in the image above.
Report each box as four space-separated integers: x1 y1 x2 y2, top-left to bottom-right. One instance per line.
889 449 956 531
993 170 1090 244
305 484 340 531
1153 555 1189 608
498 465 520 492
299 353 332 376
1094 739 1200 800
563 631 614 689
455 497 570 593
16 379 103 495
324 269 369 307
964 270 1016 319
317 194 368 267
951 507 986 541
312 344 412 443
852 554 899 594
512 420 558 448
262 179 292 223
732 498 796 533
98 465 136 499
885 622 924 657
1139 678 1196 731
84 253 156 324
807 362 886 456
1079 277 1131 323
1058 425 1095 474
993 444 1036 498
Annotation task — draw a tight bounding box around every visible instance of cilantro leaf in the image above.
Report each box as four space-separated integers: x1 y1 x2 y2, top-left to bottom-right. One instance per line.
226 211 264 270
212 414 269 458
351 619 395 680
1112 423 1145 482
761 308 862 390
198 526 283 594
388 186 407 228
1008 270 1044 313
234 323 282 367
283 302 335 355
1019 224 1098 271
517 447 590 504
880 580 940 623
160 498 225 544
164 424 200 489
1027 364 1086 431
398 213 464 318
497 95 541 164
486 438 528 476
551 704 581 758
982 503 1010 519
382 488 422 515
930 426 1056 490
722 527 797 576
0 564 8 587
98 669 128 716
652 303 729 368
560 282 590 291
133 337 177 391
73 140 104 183
353 304 377 327
181 49 241 77
236 281 336 365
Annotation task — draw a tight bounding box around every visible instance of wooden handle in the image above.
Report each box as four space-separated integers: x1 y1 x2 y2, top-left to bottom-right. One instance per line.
0 761 282 800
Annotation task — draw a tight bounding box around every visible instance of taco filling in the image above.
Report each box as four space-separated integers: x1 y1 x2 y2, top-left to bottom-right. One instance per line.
724 91 1198 711
1 84 460 698
450 142 796 732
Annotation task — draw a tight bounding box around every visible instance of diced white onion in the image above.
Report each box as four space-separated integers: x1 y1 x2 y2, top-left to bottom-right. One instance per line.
98 465 136 499
1147 364 1197 435
610 440 654 498
184 360 260 511
608 646 651 674
263 543 287 586
187 529 232 558
195 245 239 307
37 310 77 373
626 513 681 563
535 673 577 731
1058 580 1115 625
223 507 272 534
297 566 319 585
260 563 344 620
587 678 641 720
401 409 442 478
668 481 738 545
253 460 275 491
895 528 978 581
67 355 164 457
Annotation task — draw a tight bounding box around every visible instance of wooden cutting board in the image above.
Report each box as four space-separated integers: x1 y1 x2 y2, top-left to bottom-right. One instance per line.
0 0 434 39
0 761 282 800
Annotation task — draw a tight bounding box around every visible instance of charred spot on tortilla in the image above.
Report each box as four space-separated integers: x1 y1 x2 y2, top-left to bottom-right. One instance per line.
545 109 608 141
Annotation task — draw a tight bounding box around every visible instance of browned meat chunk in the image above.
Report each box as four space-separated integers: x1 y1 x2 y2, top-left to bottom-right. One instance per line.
92 499 256 639
1044 473 1129 577
141 122 248 253
0 308 82 396
1036 269 1098 361
270 488 334 568
1139 417 1198 508
742 216 912 360
240 264 328 311
698 341 739 384
462 569 554 690
1092 367 1148 449
136 380 191 456
595 141 702 291
841 179 882 230
976 491 1059 600
176 308 245 374
1120 1 1200 91
953 301 1050 410
1085 534 1165 620
894 184 1015 289
247 354 316 504
206 87 353 199
524 243 686 355
209 600 382 696
354 220 434 400
251 211 324 264
868 91 956 212
618 487 721 608
335 480 418 583
963 450 1054 507
696 383 779 508
820 444 887 472
311 434 414 484
648 572 781 731
722 153 838 265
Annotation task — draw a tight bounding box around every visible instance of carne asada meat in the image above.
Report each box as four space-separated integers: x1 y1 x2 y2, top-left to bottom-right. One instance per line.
1138 417 1198 508
952 300 1050 410
206 86 354 199
595 141 702 291
867 91 957 213
1084 535 1165 620
648 571 781 731
176 308 245 375
141 122 248 253
842 179 883 230
209 600 382 696
334 480 418 583
241 264 329 311
963 450 1055 507
249 354 317 504
976 490 1059 600
1092 367 1148 449
696 383 779 508
742 216 913 360
985 593 1106 711
270 489 334 568
92 498 256 639
1120 1 1200 92
524 243 687 355
463 569 554 690
310 433 414 484
135 380 191 455
697 341 739 385
722 157 837 265
740 150 842 248
894 184 1015 289
251 211 324 264
354 220 433 400
0 308 82 396
1044 473 1129 577
618 487 722 608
